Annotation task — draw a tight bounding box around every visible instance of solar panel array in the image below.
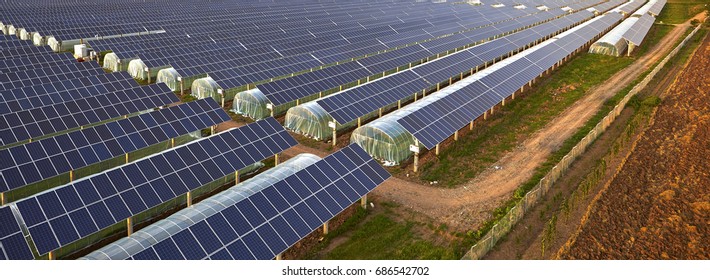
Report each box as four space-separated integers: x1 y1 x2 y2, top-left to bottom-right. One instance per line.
623 13 656 46
0 52 75 74
0 83 179 147
0 206 34 260
0 62 104 91
316 10 594 125
15 117 297 255
648 0 667 16
124 144 390 260
0 72 139 116
0 98 229 193
397 13 623 149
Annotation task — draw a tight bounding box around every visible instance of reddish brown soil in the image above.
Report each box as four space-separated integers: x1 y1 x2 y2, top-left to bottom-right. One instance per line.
560 31 710 260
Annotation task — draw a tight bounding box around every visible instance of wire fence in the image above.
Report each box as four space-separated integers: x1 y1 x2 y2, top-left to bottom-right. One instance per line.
462 23 704 260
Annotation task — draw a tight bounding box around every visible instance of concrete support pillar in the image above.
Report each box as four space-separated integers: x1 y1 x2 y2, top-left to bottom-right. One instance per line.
469 121 474 130
70 170 75 182
48 251 55 260
332 125 337 147
171 138 175 148
360 194 367 209
235 170 240 185
413 152 419 173
502 98 505 107
127 217 134 236
186 191 192 207
323 221 329 235
484 111 488 120
180 79 185 95
378 108 383 118
490 106 494 115
435 144 440 156
0 193 4 206
357 117 361 128
147 69 151 84
125 154 129 164
454 130 458 141
211 125 216 135
274 153 280 166
398 100 401 109
276 254 282 260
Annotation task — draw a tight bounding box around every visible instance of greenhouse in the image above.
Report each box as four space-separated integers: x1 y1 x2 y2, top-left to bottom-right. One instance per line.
102 53 138 72
589 17 638 56
156 67 207 93
231 88 305 120
284 81 422 141
127 59 169 81
191 76 221 100
352 37 559 164
156 67 180 91
32 32 46 46
79 153 322 260
6 24 16 35
47 36 80 52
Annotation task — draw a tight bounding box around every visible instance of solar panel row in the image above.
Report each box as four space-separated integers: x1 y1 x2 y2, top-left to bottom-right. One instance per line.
15 117 297 255
0 98 229 193
126 144 390 260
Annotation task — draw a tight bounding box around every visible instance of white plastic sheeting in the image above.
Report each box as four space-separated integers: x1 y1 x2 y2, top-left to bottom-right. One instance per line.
589 17 639 56
633 0 657 17
79 153 321 260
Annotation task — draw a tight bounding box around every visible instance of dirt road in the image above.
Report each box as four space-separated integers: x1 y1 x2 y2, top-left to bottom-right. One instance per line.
371 13 707 233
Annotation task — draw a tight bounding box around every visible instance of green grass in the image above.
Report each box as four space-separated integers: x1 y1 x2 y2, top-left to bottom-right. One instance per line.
656 1 708 24
324 214 459 260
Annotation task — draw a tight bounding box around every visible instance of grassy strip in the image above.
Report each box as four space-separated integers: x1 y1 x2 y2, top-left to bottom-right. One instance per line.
656 1 709 25
324 215 459 260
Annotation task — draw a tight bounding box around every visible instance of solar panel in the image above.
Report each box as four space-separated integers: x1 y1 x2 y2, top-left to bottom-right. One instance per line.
0 206 34 260
317 70 431 125
0 62 104 92
0 72 139 116
257 62 372 106
648 0 667 16
397 12 621 149
0 98 230 193
623 13 655 46
0 45 53 60
126 144 390 260
0 52 76 74
0 83 179 147
15 117 297 255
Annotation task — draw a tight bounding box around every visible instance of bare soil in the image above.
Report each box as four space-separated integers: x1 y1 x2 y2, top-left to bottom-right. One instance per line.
559 28 710 260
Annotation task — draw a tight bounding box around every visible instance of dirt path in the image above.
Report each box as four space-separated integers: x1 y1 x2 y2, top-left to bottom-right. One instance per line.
371 14 706 233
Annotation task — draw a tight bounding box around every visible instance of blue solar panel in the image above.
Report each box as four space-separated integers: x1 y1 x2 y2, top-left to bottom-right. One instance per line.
0 83 179 147
317 70 431 125
0 206 34 260
15 117 297 255
128 144 390 260
0 98 229 193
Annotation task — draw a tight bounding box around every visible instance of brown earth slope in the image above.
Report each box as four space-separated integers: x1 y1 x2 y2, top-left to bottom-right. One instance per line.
560 32 710 260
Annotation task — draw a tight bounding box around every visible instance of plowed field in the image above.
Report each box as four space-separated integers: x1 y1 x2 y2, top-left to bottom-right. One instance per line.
561 33 710 259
